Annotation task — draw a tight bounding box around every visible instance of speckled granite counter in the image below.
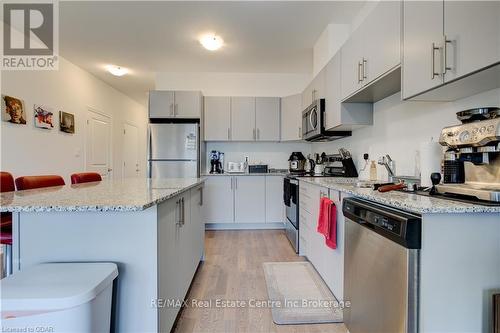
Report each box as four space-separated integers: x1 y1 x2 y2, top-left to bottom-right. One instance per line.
299 177 500 214
0 178 205 212
201 172 286 176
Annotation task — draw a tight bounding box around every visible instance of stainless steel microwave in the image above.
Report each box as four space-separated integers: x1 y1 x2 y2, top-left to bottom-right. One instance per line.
302 99 351 142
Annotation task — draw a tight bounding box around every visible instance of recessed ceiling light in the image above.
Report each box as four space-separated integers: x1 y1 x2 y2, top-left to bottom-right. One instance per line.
106 65 128 76
199 34 224 51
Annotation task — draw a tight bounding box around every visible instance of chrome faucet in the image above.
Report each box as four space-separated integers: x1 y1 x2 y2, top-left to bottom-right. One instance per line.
378 155 396 181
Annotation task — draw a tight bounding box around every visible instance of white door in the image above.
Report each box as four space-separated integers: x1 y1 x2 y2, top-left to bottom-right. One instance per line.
255 97 280 141
234 176 266 223
86 109 112 178
363 1 401 83
402 0 444 99
202 176 234 223
280 94 302 141
340 27 365 99
122 123 139 178
174 91 202 118
231 97 256 141
444 0 500 81
265 176 284 223
204 97 231 141
149 91 175 118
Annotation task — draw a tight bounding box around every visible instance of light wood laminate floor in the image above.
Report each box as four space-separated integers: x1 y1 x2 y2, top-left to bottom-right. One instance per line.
173 230 348 333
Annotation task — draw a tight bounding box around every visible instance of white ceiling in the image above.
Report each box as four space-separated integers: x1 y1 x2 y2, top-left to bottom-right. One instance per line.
59 1 366 105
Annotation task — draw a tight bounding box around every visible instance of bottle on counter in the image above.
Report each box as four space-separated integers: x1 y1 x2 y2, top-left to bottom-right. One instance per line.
369 160 377 181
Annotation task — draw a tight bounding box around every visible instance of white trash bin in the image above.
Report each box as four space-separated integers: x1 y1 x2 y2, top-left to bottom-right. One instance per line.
1 262 118 333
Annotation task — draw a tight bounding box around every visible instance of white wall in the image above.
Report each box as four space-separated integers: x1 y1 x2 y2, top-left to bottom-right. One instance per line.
155 72 311 97
0 57 148 183
312 88 500 180
204 142 312 173
312 24 350 77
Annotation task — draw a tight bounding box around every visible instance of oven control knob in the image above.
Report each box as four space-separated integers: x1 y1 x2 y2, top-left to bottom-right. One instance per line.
459 130 470 143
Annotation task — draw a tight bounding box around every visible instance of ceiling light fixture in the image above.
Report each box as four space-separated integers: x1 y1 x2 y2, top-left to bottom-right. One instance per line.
106 65 128 76
199 34 224 51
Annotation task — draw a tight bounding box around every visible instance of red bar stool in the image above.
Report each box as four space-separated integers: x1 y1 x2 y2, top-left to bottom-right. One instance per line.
1 172 15 277
15 175 65 190
70 172 102 184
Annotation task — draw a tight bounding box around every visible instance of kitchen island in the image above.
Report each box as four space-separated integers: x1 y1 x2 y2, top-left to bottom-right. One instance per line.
299 177 500 333
0 178 206 332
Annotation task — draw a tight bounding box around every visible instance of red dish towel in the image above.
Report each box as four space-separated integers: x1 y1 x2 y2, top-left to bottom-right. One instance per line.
317 197 337 249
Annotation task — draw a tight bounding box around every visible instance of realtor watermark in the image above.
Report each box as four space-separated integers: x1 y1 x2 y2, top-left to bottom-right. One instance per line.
2 1 59 70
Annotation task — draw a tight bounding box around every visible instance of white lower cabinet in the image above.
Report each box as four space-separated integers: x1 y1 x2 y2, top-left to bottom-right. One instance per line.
158 186 204 332
203 175 285 225
299 181 346 300
265 176 285 223
234 176 266 223
203 176 234 223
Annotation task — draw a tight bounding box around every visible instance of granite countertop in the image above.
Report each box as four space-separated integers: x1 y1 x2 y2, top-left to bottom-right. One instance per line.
0 178 205 213
201 172 287 176
299 177 500 214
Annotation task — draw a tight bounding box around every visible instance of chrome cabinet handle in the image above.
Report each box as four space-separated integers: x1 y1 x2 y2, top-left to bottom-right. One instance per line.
298 127 301 139
176 200 181 226
199 187 203 206
174 104 178 116
253 128 256 140
358 61 363 83
443 35 453 75
227 128 231 140
362 58 367 81
257 128 260 140
230 177 233 190
181 197 185 226
170 104 174 116
431 42 441 79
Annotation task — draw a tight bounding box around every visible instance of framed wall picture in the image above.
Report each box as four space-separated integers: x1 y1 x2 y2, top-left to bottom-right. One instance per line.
34 104 54 129
59 111 75 134
2 95 27 125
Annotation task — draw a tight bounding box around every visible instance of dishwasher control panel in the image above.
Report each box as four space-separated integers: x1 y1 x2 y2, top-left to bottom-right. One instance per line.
343 198 422 249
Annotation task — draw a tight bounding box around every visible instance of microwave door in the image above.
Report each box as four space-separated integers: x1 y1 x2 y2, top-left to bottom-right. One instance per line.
302 111 309 137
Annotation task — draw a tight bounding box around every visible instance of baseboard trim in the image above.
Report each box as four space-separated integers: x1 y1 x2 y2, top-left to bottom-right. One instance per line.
205 222 285 230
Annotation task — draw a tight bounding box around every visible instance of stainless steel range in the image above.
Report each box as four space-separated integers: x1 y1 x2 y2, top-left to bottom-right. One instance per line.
283 175 299 253
437 107 500 202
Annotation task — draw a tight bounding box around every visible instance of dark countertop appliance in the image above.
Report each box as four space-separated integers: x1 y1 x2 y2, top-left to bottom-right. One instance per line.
302 99 351 142
323 148 359 177
288 152 306 173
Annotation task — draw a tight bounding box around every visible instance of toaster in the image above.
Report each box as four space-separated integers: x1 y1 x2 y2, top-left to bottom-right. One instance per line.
227 162 246 173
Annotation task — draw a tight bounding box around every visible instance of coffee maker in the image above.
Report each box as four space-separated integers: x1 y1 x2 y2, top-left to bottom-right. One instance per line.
436 107 500 202
209 150 224 174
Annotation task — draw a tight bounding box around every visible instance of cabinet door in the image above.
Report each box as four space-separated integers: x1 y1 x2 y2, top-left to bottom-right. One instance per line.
202 176 234 223
280 94 302 141
324 54 342 130
312 68 326 100
340 28 364 99
364 1 401 83
157 197 181 332
255 97 280 141
234 176 266 223
174 91 202 118
189 186 204 270
178 192 193 299
402 0 444 99
302 82 313 109
204 97 231 141
444 1 500 81
231 97 256 141
265 176 284 223
149 90 175 118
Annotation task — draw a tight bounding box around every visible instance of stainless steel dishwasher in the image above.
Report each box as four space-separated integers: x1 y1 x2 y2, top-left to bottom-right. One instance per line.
342 198 421 333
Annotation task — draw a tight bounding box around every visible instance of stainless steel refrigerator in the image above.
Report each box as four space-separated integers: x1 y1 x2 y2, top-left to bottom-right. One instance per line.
148 123 199 178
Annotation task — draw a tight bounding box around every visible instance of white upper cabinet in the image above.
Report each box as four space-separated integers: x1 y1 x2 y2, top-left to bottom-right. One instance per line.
403 1 500 100
443 0 500 81
204 97 231 141
231 97 256 141
149 91 175 118
281 94 302 141
173 91 202 118
363 1 401 83
341 27 365 99
255 97 280 141
149 90 201 118
402 1 444 99
341 1 401 100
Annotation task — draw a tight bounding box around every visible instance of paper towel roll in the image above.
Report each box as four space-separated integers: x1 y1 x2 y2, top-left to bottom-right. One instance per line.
420 140 442 187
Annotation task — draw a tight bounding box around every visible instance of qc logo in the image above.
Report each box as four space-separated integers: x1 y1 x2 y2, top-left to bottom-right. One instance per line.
2 2 59 70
